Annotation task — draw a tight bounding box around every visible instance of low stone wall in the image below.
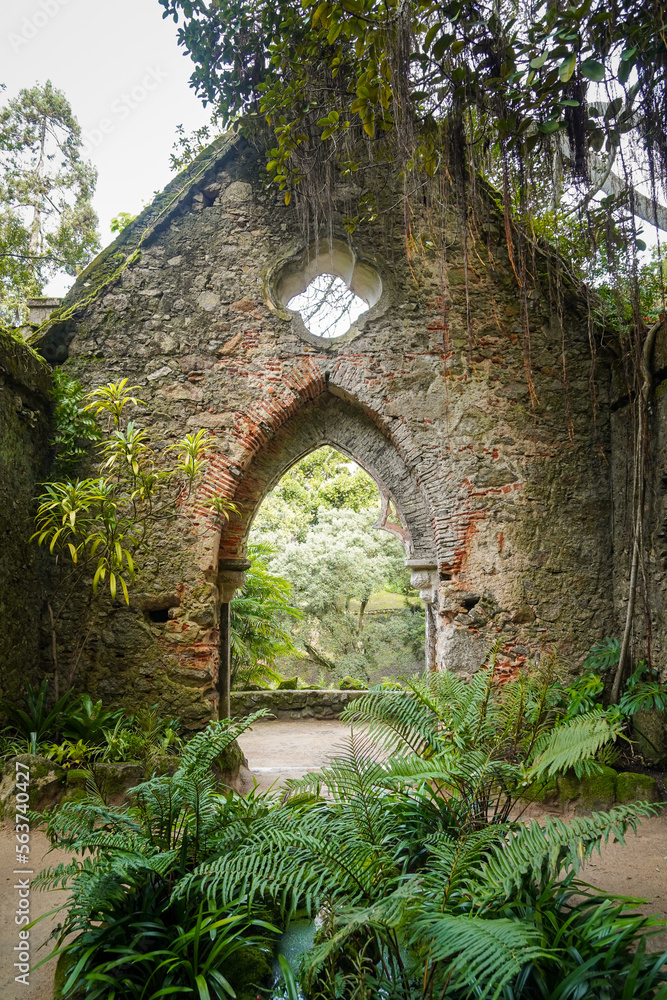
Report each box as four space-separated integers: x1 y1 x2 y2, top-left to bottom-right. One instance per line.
0 744 250 821
524 765 660 816
230 689 372 719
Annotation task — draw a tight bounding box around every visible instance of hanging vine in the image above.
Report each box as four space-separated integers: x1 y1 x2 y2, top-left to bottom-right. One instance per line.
159 0 667 683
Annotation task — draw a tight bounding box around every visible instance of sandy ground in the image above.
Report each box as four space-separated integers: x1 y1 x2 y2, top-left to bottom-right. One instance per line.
0 830 71 1000
0 718 665 1000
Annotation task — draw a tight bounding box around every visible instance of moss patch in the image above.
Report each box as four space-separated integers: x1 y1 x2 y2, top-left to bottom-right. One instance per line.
224 944 273 1000
615 771 659 804
554 765 619 814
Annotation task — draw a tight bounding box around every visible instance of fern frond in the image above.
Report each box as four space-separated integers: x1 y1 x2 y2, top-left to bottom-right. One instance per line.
481 803 659 900
529 711 621 779
177 710 268 777
341 689 443 756
410 911 545 1000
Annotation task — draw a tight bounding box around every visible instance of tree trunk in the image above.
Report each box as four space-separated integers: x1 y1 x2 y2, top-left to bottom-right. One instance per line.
611 313 666 703
29 116 47 262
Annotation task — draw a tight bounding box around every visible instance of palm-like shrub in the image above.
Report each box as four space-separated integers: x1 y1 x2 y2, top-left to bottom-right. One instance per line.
37 712 279 999
230 542 303 689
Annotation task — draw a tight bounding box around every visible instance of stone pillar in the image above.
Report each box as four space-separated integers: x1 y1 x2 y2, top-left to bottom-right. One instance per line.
405 559 439 672
217 558 251 719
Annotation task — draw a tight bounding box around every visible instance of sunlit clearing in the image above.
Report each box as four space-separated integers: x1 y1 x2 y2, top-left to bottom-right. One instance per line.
288 273 368 338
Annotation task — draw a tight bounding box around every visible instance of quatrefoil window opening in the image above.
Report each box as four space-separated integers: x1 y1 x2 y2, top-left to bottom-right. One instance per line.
287 274 368 339
276 240 383 341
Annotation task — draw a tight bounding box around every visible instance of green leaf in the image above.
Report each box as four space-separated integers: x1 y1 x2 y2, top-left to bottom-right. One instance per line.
559 52 577 82
432 34 450 60
538 119 562 133
580 58 605 81
312 1 328 26
424 23 441 51
278 955 299 1000
195 974 212 1000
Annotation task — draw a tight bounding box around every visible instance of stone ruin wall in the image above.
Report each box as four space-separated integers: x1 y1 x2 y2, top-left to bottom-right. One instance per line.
0 330 53 701
36 137 619 725
611 325 667 671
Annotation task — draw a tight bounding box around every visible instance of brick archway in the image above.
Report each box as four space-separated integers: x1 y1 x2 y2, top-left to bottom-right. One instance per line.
215 385 437 565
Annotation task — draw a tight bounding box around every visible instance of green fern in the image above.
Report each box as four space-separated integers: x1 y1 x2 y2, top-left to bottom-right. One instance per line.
409 912 546 1000
480 803 659 900
528 711 622 779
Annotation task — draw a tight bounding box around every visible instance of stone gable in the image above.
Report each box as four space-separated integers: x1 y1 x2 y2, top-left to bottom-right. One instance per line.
34 137 616 722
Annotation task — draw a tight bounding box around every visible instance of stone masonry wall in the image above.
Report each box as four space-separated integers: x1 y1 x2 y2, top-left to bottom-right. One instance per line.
35 136 616 721
0 330 53 702
230 689 369 720
611 325 667 677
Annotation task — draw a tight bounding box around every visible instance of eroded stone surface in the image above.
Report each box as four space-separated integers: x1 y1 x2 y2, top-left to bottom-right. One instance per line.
0 332 53 702
33 137 619 721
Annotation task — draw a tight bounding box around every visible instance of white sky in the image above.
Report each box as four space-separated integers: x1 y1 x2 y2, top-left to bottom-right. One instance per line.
1 0 212 293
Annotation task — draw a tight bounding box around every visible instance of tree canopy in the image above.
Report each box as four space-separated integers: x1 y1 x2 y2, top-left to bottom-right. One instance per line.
251 446 380 544
249 447 422 684
161 0 666 238
0 81 99 323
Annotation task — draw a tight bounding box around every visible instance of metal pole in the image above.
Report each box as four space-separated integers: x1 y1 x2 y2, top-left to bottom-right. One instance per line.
425 603 437 672
218 601 231 720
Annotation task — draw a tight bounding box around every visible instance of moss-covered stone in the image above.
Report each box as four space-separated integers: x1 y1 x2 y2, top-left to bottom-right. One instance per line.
59 785 89 807
577 765 618 812
555 765 618 814
555 770 583 804
276 676 299 690
0 755 65 820
211 738 248 792
65 768 88 789
632 709 667 763
53 950 86 999
94 762 144 804
338 676 368 690
0 330 53 705
615 771 659 804
224 944 273 1000
59 768 90 806
527 777 558 804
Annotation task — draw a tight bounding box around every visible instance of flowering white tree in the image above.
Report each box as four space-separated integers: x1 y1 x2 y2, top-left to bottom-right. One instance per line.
270 506 405 620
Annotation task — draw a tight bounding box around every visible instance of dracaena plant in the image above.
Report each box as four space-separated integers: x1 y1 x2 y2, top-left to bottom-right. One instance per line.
31 377 234 695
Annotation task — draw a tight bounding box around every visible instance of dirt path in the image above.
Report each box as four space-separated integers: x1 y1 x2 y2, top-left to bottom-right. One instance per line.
0 719 665 1000
0 830 71 1000
238 718 353 793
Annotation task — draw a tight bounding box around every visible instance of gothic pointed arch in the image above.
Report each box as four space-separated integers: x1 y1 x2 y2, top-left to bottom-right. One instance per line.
209 385 437 567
